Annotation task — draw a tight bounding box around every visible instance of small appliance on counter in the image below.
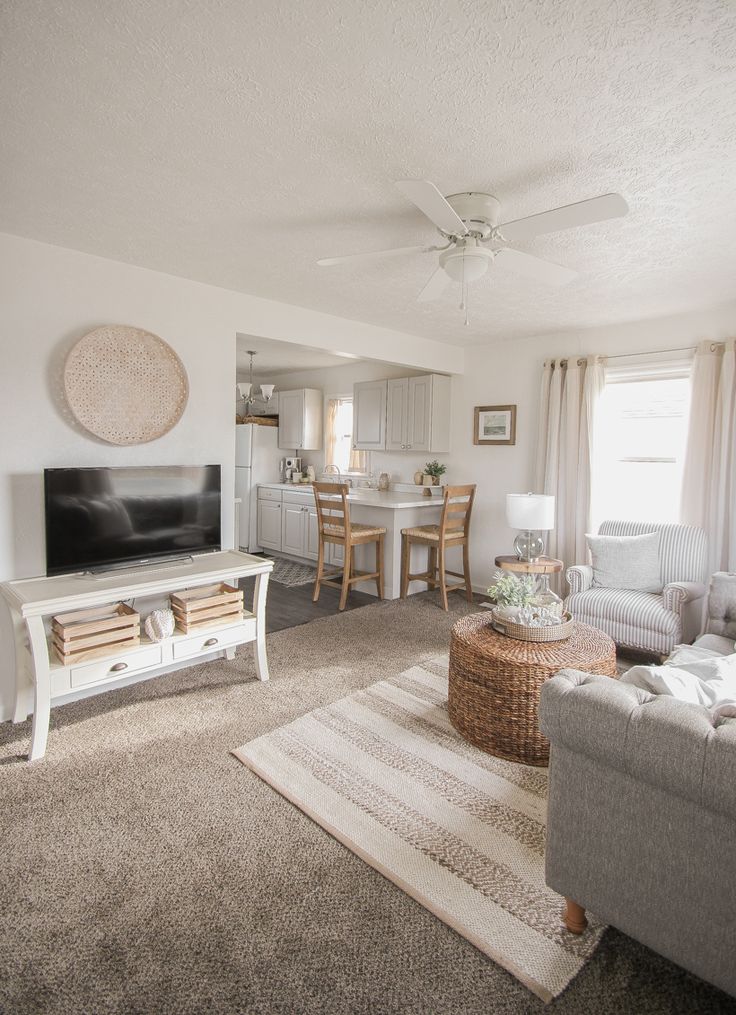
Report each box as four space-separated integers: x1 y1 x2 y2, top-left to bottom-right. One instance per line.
283 456 302 482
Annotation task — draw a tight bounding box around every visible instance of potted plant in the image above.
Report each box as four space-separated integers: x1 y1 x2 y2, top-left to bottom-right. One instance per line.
424 460 447 486
486 570 536 621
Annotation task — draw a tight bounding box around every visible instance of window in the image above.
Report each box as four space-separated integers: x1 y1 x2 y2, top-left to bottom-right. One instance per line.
325 397 369 475
592 365 690 525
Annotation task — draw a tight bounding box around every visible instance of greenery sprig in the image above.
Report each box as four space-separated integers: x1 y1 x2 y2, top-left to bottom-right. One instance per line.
486 570 535 608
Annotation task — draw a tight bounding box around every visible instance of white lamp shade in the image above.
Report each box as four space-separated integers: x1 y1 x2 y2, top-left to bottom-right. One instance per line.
237 382 252 398
506 493 555 531
259 384 275 400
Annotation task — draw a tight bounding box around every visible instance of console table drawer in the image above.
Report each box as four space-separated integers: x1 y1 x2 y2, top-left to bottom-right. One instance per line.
70 644 163 688
172 619 256 661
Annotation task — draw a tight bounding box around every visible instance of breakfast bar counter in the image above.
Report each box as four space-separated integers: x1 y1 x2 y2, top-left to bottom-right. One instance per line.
257 483 446 599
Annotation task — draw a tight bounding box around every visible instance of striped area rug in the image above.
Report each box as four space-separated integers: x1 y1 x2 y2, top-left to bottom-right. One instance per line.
233 655 605 1002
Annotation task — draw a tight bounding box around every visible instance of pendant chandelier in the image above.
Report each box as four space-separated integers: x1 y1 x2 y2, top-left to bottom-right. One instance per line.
238 351 275 409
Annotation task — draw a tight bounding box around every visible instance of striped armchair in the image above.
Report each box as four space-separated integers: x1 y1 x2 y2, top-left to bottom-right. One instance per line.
566 520 707 657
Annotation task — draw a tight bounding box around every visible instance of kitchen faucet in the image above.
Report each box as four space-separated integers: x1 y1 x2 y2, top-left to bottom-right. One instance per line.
324 464 350 487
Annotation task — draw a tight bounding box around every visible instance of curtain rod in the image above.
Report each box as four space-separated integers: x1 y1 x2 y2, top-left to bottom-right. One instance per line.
554 342 723 367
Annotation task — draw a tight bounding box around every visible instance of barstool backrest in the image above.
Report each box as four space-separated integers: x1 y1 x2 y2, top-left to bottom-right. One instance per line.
439 484 476 540
313 482 351 538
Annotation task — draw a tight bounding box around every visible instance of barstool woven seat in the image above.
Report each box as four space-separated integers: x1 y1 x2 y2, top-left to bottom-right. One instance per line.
401 525 464 542
401 484 476 611
313 482 386 611
324 522 386 539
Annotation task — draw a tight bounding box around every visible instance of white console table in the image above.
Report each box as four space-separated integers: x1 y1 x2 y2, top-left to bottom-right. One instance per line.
0 550 272 762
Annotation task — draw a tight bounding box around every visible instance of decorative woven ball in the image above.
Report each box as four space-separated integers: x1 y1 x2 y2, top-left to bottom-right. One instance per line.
144 608 175 642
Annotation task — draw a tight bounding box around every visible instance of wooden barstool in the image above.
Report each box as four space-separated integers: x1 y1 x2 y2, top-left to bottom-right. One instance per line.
400 484 476 611
312 482 386 611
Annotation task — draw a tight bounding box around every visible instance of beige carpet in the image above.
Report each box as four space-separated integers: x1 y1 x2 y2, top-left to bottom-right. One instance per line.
235 654 604 1003
1 595 734 1015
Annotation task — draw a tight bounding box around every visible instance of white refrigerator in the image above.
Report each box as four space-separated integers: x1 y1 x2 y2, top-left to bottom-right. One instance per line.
235 424 282 552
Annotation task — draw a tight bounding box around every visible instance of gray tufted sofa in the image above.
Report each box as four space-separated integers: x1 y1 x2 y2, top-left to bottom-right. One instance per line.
539 572 736 998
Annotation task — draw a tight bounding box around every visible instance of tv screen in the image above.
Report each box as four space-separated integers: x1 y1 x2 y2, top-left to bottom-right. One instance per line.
44 465 221 576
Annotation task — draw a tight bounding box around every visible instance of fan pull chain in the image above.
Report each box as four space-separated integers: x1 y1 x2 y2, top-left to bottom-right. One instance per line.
459 250 470 325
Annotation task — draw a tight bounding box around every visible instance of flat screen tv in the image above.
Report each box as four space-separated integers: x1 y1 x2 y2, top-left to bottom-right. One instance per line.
44 465 221 576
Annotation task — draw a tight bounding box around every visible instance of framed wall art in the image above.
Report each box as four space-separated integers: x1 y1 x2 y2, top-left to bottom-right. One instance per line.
473 404 516 446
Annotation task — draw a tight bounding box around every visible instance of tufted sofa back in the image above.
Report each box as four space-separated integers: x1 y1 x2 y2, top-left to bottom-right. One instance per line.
706 572 736 639
598 519 707 587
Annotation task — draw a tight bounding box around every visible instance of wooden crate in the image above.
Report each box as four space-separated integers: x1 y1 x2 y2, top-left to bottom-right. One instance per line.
170 582 243 633
52 603 140 665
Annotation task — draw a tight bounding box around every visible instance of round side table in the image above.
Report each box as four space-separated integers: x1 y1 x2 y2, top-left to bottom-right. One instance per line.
448 614 616 766
494 555 563 575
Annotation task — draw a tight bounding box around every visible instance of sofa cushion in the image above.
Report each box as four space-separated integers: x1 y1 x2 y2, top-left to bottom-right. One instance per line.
586 530 662 592
693 633 736 656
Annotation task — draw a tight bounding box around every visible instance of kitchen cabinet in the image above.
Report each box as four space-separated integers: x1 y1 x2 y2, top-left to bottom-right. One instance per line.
278 388 323 451
352 379 387 451
281 501 306 557
407 374 435 452
328 540 344 567
370 373 452 452
257 498 282 552
306 507 320 561
280 493 321 561
386 378 408 451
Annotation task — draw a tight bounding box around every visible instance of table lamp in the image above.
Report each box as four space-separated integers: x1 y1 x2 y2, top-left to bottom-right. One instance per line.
506 493 555 562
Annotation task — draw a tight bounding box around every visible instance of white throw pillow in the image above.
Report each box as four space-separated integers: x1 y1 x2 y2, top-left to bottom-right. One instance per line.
586 531 662 593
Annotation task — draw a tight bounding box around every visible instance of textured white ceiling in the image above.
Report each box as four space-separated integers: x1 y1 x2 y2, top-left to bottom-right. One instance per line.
1 0 735 346
236 335 356 376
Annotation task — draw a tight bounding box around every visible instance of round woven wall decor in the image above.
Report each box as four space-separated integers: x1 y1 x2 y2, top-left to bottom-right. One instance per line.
64 326 189 445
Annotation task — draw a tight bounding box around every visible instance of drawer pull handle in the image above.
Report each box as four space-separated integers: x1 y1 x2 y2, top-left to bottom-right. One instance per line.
204 637 219 647
110 662 128 673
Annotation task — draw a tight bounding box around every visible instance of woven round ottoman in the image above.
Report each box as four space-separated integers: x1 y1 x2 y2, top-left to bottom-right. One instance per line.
448 614 617 766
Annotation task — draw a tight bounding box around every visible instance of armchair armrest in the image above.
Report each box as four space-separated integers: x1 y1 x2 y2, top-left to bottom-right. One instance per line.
540 670 736 822
566 564 593 595
662 581 707 615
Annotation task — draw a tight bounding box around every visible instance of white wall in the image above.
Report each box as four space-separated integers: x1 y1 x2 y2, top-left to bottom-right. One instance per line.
0 232 462 721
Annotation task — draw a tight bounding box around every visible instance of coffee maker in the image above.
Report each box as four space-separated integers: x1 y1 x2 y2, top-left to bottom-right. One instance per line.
283 456 302 483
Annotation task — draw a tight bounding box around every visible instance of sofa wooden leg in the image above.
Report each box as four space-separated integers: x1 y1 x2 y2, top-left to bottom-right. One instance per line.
563 899 588 934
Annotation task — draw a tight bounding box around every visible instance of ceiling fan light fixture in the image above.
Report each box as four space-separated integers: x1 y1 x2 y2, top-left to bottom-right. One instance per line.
440 240 494 283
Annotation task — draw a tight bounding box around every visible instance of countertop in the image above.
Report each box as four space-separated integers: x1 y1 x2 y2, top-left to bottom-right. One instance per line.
258 483 441 510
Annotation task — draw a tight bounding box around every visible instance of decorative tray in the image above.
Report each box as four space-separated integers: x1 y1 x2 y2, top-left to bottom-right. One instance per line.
490 610 574 643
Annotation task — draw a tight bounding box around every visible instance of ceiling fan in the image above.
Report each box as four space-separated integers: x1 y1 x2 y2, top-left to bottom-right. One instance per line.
317 180 629 307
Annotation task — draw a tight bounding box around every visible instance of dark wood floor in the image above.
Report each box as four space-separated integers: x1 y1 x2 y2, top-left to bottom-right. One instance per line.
239 572 376 634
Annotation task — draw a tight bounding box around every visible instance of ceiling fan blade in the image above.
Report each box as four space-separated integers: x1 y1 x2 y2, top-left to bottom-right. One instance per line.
499 193 629 242
495 247 578 286
417 266 450 303
317 244 433 267
395 180 469 237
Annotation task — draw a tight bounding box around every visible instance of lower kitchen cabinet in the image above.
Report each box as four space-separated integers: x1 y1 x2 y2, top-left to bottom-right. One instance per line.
281 501 307 557
257 488 344 567
257 498 282 552
281 494 320 561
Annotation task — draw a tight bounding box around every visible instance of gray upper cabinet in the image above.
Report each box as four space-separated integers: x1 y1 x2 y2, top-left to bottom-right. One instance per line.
278 388 323 450
386 378 409 451
352 379 387 451
383 373 451 453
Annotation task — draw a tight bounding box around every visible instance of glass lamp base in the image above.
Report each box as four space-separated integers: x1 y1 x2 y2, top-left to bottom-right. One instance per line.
513 531 544 562
532 574 563 617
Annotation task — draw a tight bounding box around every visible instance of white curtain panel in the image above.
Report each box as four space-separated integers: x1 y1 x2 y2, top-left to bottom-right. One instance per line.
535 356 605 572
681 340 736 572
